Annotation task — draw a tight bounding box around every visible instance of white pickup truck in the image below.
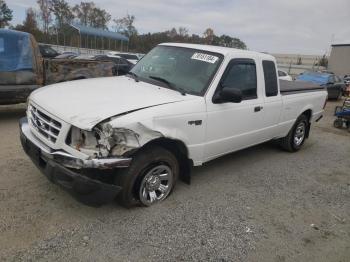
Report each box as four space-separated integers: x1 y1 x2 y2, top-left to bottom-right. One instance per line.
20 43 327 207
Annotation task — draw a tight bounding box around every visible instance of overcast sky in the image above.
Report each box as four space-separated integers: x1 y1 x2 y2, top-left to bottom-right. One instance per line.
8 0 350 55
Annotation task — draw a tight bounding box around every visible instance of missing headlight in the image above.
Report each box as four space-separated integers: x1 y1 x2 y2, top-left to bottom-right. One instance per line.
68 122 163 158
69 126 102 157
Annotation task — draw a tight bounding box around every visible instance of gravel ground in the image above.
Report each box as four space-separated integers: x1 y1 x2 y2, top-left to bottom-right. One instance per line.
0 99 349 262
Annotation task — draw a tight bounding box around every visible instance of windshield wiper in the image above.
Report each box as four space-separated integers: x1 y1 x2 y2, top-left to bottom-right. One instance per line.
148 75 186 95
127 72 139 82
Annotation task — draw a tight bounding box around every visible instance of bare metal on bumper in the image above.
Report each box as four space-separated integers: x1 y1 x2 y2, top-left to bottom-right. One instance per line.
21 118 132 169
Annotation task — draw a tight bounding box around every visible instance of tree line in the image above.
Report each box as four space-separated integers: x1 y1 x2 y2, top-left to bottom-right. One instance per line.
0 0 247 53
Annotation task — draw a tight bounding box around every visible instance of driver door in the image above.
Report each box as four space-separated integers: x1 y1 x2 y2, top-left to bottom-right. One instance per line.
204 58 266 162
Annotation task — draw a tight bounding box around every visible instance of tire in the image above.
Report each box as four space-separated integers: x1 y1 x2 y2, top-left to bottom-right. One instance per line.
115 146 179 208
333 118 343 128
279 114 309 152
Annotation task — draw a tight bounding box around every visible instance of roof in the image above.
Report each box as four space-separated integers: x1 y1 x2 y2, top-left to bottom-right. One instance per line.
70 24 129 42
0 29 30 37
159 43 275 60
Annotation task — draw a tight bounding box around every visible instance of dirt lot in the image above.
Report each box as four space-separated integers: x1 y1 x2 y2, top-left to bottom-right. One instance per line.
0 99 349 262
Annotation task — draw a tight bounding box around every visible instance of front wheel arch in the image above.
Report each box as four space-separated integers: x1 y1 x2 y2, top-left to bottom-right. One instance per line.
135 138 193 184
115 145 180 207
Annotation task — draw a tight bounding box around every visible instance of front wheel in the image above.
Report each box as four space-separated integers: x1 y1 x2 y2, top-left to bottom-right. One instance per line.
115 146 179 208
279 114 309 152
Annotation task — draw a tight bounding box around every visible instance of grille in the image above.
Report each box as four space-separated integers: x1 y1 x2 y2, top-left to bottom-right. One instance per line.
28 104 62 143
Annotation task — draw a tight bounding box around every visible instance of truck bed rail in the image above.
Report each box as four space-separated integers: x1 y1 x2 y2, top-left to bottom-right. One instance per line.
280 80 325 95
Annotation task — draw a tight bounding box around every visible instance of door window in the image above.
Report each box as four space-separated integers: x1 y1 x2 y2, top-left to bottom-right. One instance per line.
220 59 257 100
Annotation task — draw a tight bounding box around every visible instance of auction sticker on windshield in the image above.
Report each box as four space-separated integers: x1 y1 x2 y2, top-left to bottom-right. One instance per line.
191 53 218 64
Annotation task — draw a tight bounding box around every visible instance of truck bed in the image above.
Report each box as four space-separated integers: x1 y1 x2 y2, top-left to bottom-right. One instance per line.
280 80 325 95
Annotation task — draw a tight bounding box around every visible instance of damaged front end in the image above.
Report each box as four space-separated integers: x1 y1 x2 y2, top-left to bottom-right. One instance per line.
19 118 130 206
20 114 165 206
68 122 164 160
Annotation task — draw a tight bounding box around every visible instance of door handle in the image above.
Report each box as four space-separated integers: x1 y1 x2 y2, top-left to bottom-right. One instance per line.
254 106 263 112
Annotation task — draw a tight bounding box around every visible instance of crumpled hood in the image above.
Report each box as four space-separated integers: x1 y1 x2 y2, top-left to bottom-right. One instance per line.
30 76 194 130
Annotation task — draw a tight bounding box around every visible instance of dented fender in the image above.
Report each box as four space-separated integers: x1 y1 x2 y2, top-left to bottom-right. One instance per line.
98 122 165 157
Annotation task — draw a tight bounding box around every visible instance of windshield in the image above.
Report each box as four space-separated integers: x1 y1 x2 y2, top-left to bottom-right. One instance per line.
130 45 223 96
0 30 33 72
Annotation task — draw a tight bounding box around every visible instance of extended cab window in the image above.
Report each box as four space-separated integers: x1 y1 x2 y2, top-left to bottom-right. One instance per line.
263 60 278 97
220 59 257 100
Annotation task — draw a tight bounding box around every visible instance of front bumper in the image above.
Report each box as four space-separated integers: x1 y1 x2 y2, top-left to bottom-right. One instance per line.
19 117 131 206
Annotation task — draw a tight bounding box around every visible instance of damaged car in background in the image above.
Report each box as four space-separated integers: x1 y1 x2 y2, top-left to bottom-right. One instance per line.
0 29 114 105
20 43 327 207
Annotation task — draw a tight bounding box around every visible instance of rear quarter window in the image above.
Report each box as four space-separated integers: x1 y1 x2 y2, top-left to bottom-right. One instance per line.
263 60 278 97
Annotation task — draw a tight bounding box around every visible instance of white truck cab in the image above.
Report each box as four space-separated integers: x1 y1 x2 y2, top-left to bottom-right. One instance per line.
20 43 327 207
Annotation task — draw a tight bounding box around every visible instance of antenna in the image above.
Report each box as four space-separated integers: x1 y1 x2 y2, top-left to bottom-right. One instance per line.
326 34 335 56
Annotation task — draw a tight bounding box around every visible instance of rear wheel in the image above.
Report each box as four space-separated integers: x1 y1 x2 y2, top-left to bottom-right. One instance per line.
279 114 309 152
115 146 179 208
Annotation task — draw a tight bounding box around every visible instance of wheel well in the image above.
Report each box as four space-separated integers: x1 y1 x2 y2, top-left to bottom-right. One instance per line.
137 138 193 184
302 109 312 122
72 76 87 80
301 109 312 137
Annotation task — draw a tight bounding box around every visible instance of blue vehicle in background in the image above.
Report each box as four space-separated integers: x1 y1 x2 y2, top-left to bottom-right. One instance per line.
296 71 345 100
334 98 350 132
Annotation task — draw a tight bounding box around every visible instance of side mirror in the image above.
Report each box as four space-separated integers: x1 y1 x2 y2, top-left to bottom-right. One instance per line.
213 87 242 103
